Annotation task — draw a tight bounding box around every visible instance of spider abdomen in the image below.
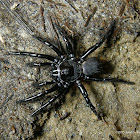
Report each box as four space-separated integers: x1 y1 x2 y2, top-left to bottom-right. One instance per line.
82 57 103 76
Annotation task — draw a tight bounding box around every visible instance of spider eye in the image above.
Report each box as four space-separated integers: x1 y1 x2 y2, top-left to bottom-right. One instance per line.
60 65 74 82
61 66 74 75
61 69 69 75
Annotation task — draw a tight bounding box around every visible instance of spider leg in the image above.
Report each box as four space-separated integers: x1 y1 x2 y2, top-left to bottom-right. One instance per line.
0 0 34 36
31 88 67 116
0 1 63 57
26 62 52 67
48 14 66 54
33 36 63 57
84 76 135 85
80 20 116 61
1 1 63 57
76 80 101 120
16 84 58 103
54 24 74 57
8 52 56 61
32 81 55 88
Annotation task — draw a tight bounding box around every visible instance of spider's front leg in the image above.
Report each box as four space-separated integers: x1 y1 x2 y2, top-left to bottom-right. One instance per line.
17 84 58 103
54 24 74 57
33 36 64 57
8 52 56 61
76 80 102 120
31 87 68 116
26 62 52 67
32 81 55 88
1 0 64 57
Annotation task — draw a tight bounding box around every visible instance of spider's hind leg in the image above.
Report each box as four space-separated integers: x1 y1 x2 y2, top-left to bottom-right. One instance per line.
80 20 116 61
84 76 135 85
76 80 102 120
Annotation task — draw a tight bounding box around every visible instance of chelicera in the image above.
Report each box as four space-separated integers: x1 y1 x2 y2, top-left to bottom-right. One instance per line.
8 20 134 120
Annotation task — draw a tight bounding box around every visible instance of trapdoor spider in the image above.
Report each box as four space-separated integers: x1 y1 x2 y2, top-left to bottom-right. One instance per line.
1 0 134 120
8 19 134 120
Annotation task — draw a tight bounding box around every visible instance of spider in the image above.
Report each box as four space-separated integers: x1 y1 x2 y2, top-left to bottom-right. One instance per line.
7 19 134 120
1 0 134 120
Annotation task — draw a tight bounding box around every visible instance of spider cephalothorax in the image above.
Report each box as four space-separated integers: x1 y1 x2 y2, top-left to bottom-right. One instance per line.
51 56 81 88
7 17 134 119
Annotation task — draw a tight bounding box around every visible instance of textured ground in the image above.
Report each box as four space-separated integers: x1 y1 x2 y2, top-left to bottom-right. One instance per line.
0 0 140 139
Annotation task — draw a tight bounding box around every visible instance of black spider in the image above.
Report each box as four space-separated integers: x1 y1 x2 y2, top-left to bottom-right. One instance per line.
8 20 134 120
